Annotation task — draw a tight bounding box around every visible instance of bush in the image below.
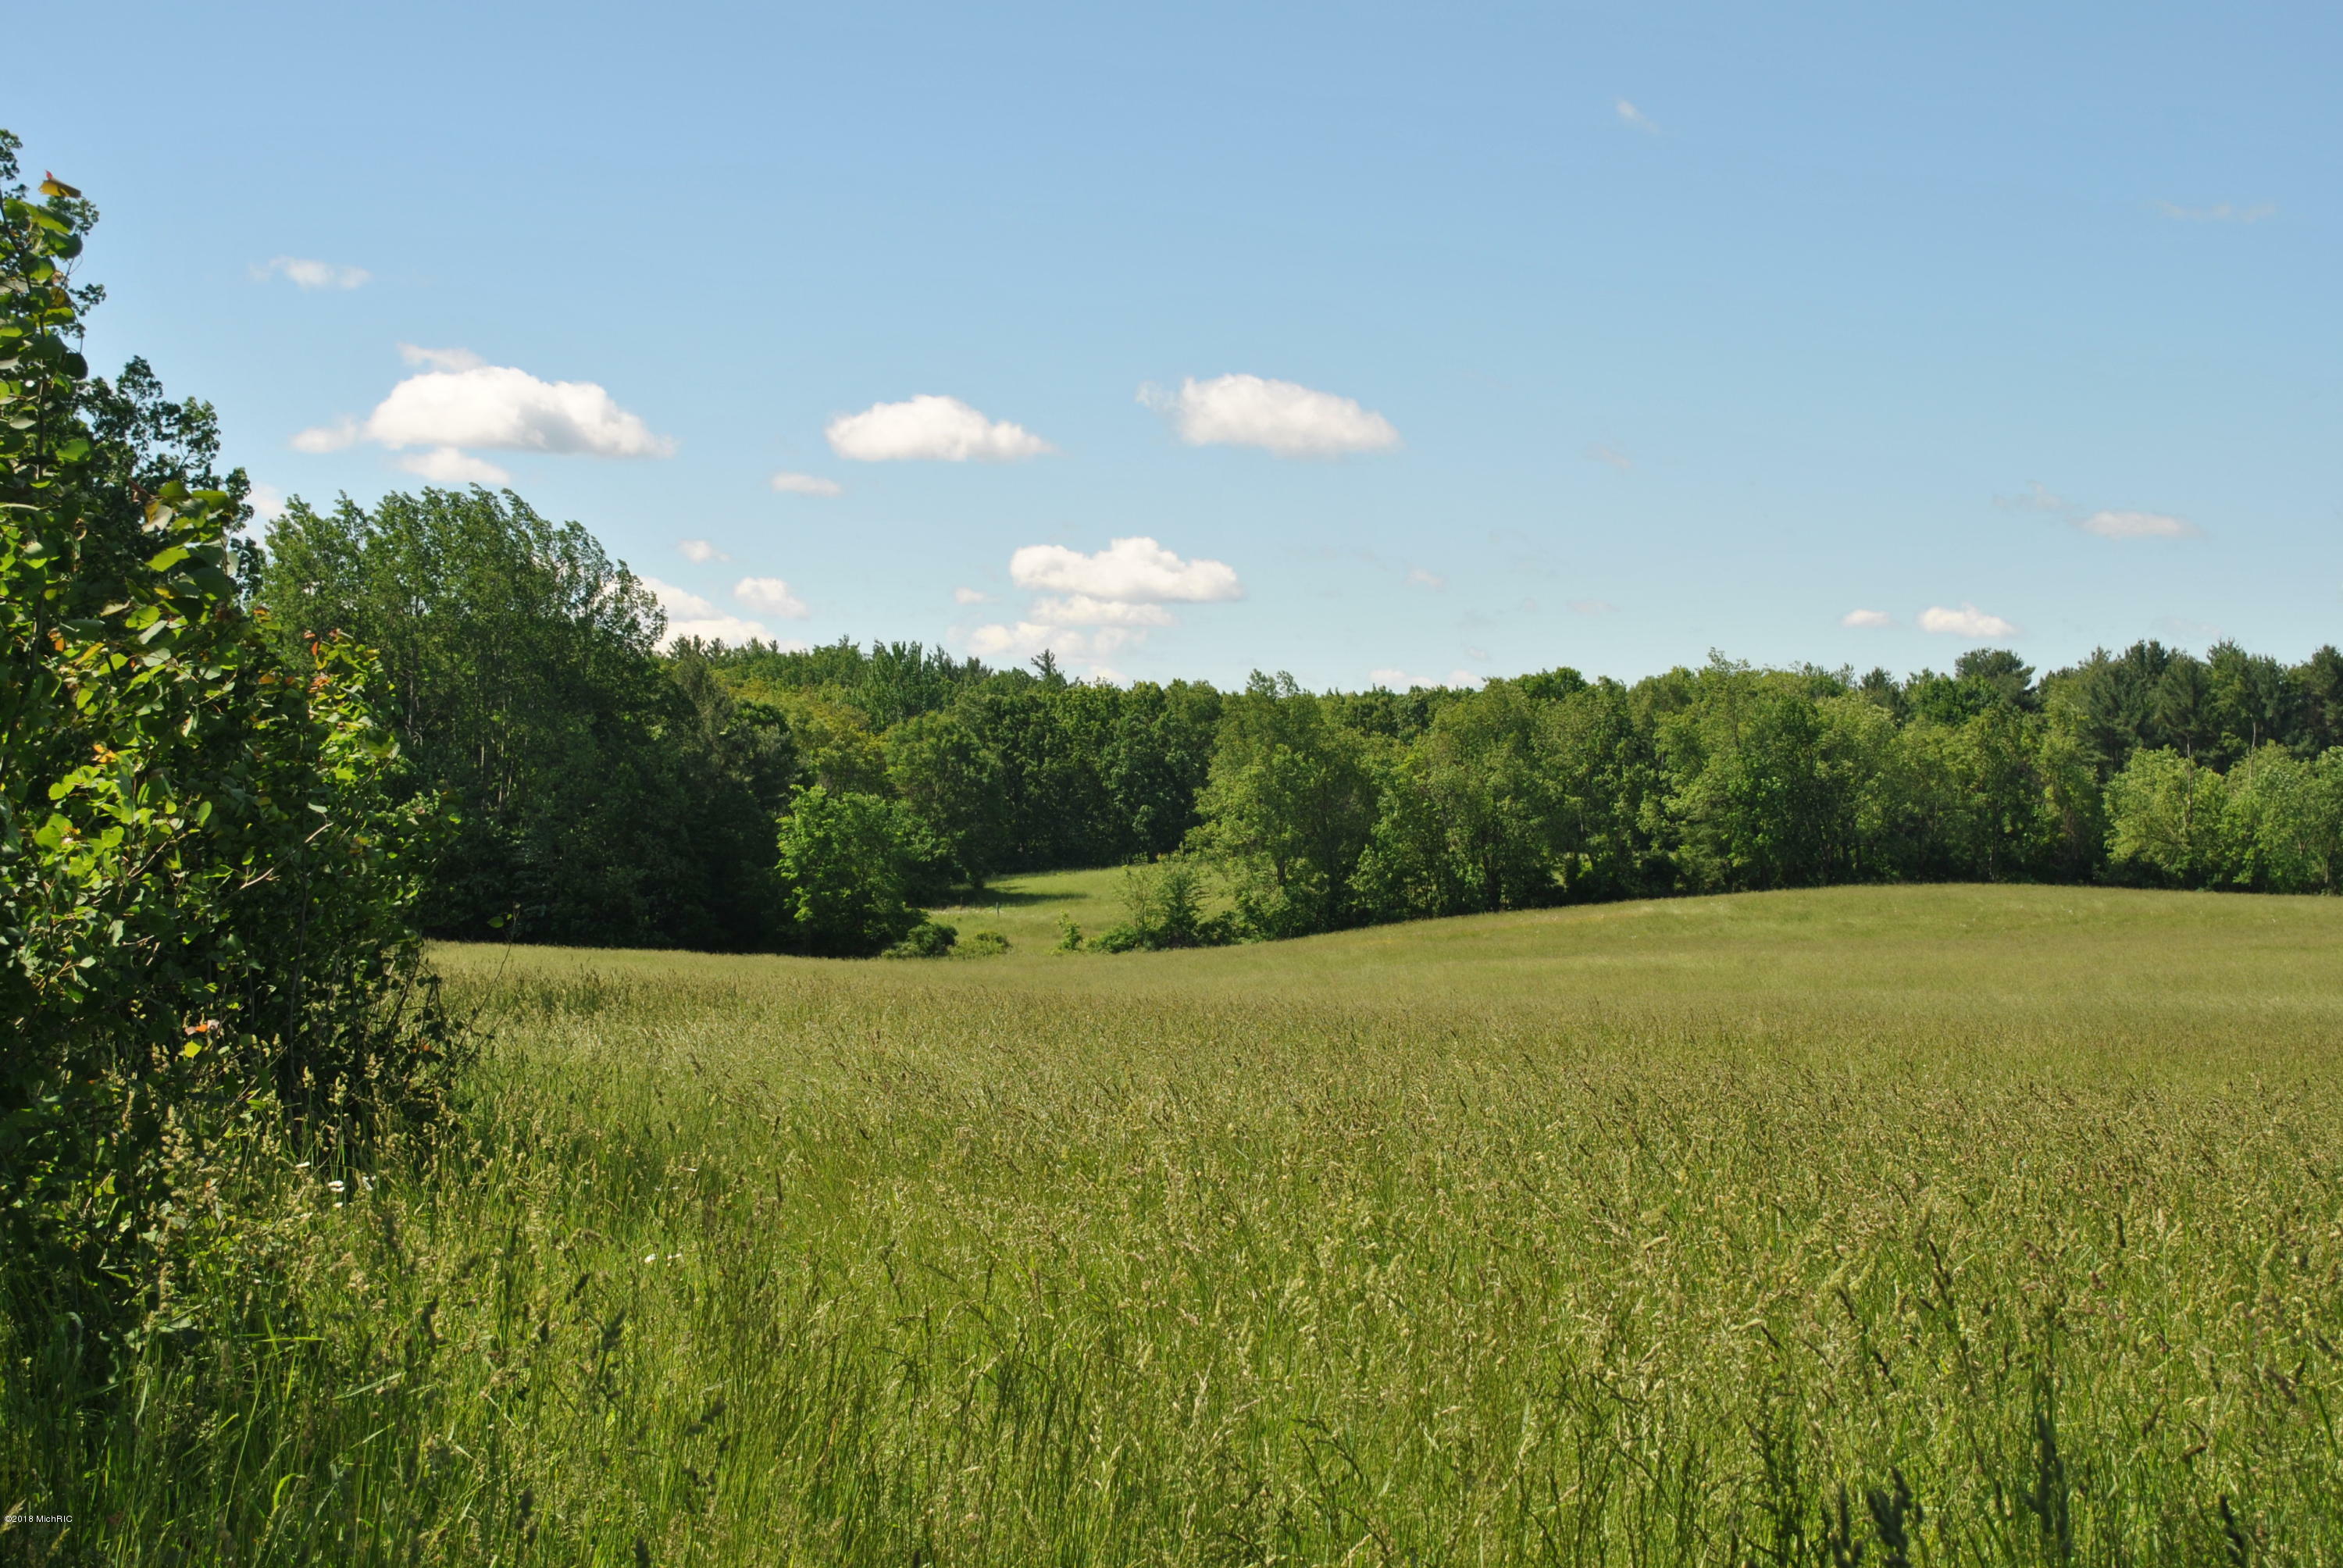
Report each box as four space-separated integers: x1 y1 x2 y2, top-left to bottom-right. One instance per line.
1093 857 1233 952
883 920 958 959
0 141 452 1340
961 929 1011 957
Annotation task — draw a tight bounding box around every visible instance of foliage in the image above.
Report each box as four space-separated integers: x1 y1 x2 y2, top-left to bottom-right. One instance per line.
1188 673 1379 937
960 928 1011 957
2104 748 2233 886
1092 855 1231 951
884 710 1008 889
772 787 928 956
882 918 958 959
259 487 791 949
0 137 448 1337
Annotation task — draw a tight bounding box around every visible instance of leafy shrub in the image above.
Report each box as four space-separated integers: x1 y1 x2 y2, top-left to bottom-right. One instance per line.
961 929 1011 957
0 141 451 1338
883 920 958 959
1093 856 1232 952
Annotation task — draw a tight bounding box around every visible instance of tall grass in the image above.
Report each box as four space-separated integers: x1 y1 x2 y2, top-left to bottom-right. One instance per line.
8 884 2342 1565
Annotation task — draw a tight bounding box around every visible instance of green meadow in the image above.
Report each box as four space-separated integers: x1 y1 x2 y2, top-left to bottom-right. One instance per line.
17 879 2343 1565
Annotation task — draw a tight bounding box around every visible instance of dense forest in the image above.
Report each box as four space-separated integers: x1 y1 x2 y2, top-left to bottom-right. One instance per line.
251 486 2343 958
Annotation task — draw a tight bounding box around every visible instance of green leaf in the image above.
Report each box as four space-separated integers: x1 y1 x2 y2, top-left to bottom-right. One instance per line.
146 546 190 572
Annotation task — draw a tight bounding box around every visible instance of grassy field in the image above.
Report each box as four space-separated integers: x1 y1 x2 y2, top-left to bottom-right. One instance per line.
12 879 2343 1565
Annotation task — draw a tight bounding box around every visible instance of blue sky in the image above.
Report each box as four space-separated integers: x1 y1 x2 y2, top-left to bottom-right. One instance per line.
17 0 2339 687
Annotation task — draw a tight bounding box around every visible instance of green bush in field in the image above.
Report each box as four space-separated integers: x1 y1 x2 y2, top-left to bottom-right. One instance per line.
1093 853 1231 951
882 918 958 958
958 928 1010 956
0 137 449 1342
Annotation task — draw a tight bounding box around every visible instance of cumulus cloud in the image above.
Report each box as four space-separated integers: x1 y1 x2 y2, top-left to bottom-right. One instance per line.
771 471 843 496
973 536 1243 673
1919 603 2020 639
2155 201 2277 223
1615 100 1659 134
968 622 1140 662
2079 508 2197 540
293 351 674 479
1567 599 1617 616
255 256 370 290
398 344 483 372
1140 374 1400 458
1405 567 1446 592
290 418 358 454
1026 595 1177 628
395 447 512 485
678 540 728 564
825 395 1052 462
1584 441 1633 471
733 576 810 618
1842 608 1894 629
641 577 770 649
245 483 288 524
1009 536 1243 604
953 586 991 605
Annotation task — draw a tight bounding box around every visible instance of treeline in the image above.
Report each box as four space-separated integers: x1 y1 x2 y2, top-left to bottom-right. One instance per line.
1184 653 2343 944
250 486 2343 957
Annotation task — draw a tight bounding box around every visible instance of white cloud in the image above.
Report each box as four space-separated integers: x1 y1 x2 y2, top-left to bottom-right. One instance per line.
825 395 1052 462
394 447 512 485
246 483 288 523
1567 599 1616 615
2155 201 2277 223
2078 508 2198 540
255 256 370 290
1405 567 1446 592
733 576 810 618
1140 374 1400 458
1025 595 1177 628
973 536 1243 674
678 539 728 564
1584 441 1633 471
1464 646 1490 661
294 352 674 479
398 344 483 372
953 586 991 605
1919 603 2020 639
771 471 843 496
290 417 358 454
642 576 769 650
1615 99 1659 134
1010 536 1243 603
1842 608 1894 629
968 622 1139 662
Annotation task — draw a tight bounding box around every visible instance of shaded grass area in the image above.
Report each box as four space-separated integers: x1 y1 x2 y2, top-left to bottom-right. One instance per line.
9 884 2343 1564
